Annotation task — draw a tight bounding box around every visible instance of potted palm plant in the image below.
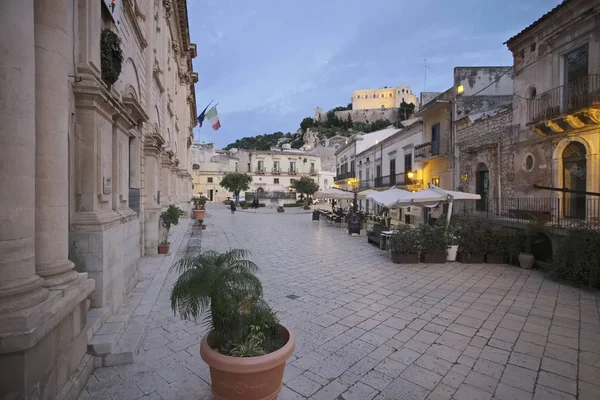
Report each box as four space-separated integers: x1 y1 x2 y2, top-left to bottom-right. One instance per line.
277 206 285 213
389 225 421 263
158 205 181 254
193 196 208 219
170 250 295 400
421 224 448 263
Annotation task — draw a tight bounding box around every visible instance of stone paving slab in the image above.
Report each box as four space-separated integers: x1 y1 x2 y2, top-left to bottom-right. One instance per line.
81 205 600 400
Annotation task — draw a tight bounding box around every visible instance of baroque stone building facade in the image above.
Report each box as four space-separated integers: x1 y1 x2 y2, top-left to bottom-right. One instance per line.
506 0 600 220
0 0 197 398
455 108 515 212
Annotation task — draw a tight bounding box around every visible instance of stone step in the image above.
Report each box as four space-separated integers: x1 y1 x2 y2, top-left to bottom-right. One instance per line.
87 319 127 356
86 307 110 342
101 322 147 367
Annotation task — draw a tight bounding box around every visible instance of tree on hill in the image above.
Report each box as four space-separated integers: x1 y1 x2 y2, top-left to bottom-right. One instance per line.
291 176 319 201
220 173 252 205
300 117 314 133
398 101 416 122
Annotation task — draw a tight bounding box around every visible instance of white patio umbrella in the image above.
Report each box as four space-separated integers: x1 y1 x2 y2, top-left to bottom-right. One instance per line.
357 189 378 199
366 188 413 208
314 188 354 200
388 185 480 227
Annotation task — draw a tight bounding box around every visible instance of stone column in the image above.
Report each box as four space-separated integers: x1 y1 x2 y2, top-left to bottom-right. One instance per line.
0 0 50 314
144 141 161 255
161 156 172 206
34 0 78 287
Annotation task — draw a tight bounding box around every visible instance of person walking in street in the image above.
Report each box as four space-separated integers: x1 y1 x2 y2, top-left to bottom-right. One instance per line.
230 201 236 214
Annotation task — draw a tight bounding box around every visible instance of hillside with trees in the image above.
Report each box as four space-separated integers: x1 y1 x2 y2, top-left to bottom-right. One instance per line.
223 101 416 150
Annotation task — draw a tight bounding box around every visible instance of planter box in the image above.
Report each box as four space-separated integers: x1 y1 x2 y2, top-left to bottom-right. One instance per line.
391 253 419 264
201 225 207 230
277 209 285 213
457 252 485 263
158 243 170 254
486 254 503 264
422 253 447 263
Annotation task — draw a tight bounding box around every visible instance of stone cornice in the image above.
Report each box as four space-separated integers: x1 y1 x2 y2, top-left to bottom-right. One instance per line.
123 93 150 124
0 275 94 353
73 76 136 128
123 0 148 49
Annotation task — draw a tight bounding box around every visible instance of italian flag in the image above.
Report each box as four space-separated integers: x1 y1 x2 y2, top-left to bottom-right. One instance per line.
205 106 221 131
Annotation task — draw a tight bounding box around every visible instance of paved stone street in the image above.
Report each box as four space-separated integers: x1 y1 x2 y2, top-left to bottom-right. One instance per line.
82 205 600 400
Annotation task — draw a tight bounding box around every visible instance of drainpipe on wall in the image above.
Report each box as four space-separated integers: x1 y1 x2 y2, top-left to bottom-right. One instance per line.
497 142 502 212
451 100 457 190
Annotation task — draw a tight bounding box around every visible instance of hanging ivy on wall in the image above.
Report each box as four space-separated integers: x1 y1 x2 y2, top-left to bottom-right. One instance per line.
100 29 123 86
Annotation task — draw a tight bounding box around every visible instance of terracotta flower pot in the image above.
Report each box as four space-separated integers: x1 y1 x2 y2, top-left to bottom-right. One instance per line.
457 252 485 263
486 254 504 264
421 253 447 263
158 243 170 254
391 253 419 264
193 209 205 219
200 325 295 400
201 224 207 230
277 209 285 213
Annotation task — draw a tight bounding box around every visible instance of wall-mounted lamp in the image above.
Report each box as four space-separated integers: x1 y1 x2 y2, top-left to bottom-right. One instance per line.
460 173 468 182
457 85 464 95
407 171 415 180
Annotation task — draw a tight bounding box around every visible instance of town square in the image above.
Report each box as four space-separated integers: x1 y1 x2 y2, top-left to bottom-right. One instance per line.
0 0 599 399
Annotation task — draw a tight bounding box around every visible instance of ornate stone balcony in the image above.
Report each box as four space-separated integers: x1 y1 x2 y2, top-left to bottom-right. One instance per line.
527 74 600 136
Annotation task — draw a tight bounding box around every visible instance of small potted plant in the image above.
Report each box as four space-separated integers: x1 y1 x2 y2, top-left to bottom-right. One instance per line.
303 203 311 210
389 225 421 263
446 219 460 262
277 206 285 213
158 205 181 254
421 224 448 263
170 249 295 400
197 219 207 230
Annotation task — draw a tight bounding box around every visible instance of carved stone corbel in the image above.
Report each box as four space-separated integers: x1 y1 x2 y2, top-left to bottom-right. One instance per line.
546 120 564 133
565 115 585 129
163 0 173 18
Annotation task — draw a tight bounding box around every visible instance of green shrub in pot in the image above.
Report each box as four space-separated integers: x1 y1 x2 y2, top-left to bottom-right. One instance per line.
457 221 485 263
389 225 421 263
483 227 505 264
420 224 448 263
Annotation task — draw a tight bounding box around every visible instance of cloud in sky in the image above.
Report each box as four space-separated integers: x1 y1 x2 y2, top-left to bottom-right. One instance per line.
188 0 563 147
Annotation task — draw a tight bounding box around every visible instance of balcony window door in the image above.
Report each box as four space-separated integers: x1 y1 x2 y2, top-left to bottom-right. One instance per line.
562 141 587 219
289 161 296 173
375 165 382 187
257 160 264 172
431 123 440 155
564 44 589 113
274 161 280 172
404 153 412 180
389 159 396 185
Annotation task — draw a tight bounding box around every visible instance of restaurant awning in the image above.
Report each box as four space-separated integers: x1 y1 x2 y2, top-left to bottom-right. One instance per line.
314 188 355 200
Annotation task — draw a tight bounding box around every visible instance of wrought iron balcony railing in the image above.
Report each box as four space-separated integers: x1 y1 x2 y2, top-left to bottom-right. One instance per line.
527 74 600 125
334 171 355 182
414 141 441 161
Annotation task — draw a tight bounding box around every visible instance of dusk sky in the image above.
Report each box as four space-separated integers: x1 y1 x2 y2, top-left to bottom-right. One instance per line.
188 0 562 148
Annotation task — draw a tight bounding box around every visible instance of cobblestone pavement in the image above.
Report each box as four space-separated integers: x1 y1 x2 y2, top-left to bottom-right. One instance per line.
82 205 600 400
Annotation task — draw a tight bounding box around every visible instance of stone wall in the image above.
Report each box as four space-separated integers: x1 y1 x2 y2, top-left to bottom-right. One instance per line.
70 216 141 312
334 108 398 124
455 108 515 205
